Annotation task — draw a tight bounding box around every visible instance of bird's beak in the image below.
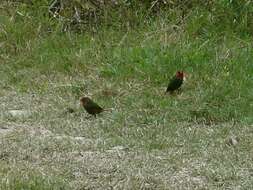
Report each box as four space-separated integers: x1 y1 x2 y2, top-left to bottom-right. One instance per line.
183 73 187 81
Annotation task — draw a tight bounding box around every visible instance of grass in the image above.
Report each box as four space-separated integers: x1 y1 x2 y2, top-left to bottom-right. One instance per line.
0 1 253 189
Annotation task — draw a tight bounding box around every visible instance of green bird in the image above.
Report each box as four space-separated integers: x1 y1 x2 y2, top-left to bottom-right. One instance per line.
165 71 185 94
80 97 104 116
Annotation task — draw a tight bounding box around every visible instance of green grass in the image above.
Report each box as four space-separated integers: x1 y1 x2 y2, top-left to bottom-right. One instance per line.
0 167 68 190
0 1 252 189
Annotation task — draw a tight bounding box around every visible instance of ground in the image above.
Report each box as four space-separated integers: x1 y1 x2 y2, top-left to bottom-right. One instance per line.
0 2 253 189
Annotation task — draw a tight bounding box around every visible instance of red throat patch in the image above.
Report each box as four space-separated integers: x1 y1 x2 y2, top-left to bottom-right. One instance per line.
176 71 184 79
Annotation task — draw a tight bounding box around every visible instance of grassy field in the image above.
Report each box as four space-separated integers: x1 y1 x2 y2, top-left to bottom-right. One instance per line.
0 1 252 189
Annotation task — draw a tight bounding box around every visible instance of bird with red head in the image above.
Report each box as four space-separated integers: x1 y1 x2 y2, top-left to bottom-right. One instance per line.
165 71 185 94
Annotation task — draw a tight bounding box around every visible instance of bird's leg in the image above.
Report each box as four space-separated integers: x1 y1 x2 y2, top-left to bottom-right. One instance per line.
177 88 183 94
165 91 173 95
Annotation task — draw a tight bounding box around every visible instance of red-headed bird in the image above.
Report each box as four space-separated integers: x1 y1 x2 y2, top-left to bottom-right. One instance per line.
165 71 184 94
80 97 104 116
